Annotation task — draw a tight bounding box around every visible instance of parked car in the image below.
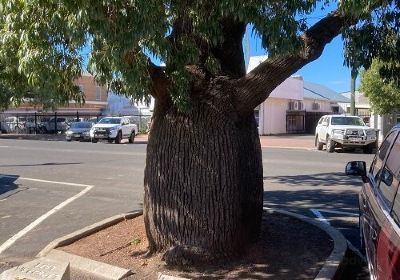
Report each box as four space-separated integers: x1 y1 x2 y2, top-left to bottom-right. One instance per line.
45 117 70 133
65 122 94 141
0 116 25 133
346 124 400 279
90 117 137 144
315 115 377 153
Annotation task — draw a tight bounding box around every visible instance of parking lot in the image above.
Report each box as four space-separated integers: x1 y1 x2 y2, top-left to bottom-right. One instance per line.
0 138 374 273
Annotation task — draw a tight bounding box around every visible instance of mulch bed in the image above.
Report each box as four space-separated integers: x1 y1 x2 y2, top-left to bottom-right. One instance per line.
60 212 333 279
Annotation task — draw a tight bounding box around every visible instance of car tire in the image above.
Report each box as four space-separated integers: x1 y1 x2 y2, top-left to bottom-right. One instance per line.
66 139 72 142
91 138 98 143
363 143 374 154
129 131 135 143
326 136 335 153
115 131 122 144
315 135 323 151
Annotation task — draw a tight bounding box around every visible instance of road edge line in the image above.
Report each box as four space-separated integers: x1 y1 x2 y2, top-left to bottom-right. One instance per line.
264 207 348 280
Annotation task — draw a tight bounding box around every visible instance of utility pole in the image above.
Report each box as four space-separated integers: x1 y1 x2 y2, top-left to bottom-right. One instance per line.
350 69 357 116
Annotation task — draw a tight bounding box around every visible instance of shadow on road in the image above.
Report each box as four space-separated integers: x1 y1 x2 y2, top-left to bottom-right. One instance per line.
264 172 362 187
0 175 19 196
0 162 81 167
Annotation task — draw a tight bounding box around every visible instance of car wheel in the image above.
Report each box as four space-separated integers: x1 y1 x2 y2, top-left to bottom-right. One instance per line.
129 131 135 143
66 139 72 142
363 143 374 154
326 136 335 153
315 135 323 150
115 131 122 144
91 138 98 143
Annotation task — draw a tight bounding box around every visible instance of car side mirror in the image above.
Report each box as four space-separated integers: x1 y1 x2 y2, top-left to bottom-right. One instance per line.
345 161 367 176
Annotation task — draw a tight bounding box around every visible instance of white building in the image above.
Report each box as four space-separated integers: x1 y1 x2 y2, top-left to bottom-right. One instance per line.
248 56 349 135
106 93 154 116
340 91 399 141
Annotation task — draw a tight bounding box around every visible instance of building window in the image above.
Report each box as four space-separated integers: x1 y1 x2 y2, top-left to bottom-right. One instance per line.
312 102 320 111
79 84 84 95
95 86 101 101
331 106 339 113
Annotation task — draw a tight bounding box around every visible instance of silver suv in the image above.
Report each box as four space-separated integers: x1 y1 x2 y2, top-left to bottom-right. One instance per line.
315 115 377 153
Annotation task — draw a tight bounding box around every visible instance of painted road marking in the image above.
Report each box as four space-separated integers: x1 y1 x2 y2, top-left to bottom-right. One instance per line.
0 175 92 188
0 177 94 254
310 208 358 225
310 209 330 225
314 208 358 217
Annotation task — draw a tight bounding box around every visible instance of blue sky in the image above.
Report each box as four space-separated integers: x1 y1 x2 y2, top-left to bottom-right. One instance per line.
249 34 356 94
246 1 360 94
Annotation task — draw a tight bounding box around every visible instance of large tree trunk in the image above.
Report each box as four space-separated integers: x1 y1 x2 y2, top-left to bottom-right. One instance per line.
144 79 263 265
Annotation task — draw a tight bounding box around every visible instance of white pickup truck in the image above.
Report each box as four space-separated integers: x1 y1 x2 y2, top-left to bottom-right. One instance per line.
90 117 137 144
315 115 377 153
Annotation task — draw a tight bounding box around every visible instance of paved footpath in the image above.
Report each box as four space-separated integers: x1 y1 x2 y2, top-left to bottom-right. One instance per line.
0 133 316 150
138 134 315 150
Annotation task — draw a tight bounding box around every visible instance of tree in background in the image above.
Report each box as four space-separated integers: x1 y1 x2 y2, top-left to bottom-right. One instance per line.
1 0 399 265
361 59 400 115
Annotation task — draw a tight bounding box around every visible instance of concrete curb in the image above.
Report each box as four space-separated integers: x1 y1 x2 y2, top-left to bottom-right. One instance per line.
41 209 346 280
264 208 348 280
38 210 143 258
0 134 66 141
39 211 142 279
46 249 132 280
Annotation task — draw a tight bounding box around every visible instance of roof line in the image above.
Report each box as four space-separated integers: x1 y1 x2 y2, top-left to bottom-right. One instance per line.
303 86 330 101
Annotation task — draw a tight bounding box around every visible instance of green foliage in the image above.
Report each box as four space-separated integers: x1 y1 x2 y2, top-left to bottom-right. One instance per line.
0 0 398 111
343 0 400 78
0 0 336 111
360 59 400 114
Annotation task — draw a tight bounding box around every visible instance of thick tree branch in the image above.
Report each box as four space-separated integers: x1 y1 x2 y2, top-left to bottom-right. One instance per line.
147 60 169 102
234 11 347 115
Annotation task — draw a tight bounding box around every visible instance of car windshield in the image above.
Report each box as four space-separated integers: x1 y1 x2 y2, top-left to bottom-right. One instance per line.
331 117 365 126
71 122 92 129
98 118 121 124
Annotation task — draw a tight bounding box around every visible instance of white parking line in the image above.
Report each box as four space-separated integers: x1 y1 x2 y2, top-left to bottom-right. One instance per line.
310 209 330 225
0 175 92 187
314 209 358 217
0 177 94 254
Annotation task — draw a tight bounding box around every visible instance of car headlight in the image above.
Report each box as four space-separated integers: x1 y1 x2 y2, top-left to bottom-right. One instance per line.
366 130 376 136
110 127 118 132
66 130 73 135
332 129 344 135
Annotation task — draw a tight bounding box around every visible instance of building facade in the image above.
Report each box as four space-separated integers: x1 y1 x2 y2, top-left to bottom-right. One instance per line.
249 56 349 135
4 73 108 116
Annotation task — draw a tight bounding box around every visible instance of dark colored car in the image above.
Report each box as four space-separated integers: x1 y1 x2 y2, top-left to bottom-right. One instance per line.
346 125 400 279
65 121 93 141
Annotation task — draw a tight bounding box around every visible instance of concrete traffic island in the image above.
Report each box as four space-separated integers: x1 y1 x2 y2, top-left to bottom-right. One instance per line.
1 209 348 280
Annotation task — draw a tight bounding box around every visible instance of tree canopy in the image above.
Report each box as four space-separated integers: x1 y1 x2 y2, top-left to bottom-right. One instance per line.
0 0 399 111
360 59 400 114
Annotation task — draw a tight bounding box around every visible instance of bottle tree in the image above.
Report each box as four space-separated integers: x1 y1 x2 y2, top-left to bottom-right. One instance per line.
1 0 398 265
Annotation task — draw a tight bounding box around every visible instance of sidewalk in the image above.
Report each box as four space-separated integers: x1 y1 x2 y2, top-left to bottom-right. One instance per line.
0 133 315 150
259 135 315 150
137 134 315 150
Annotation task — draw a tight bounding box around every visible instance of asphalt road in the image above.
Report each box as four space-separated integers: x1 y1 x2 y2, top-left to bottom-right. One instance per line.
0 139 374 273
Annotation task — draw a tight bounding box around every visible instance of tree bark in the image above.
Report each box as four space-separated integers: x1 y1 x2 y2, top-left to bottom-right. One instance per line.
143 9 351 266
144 77 263 265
